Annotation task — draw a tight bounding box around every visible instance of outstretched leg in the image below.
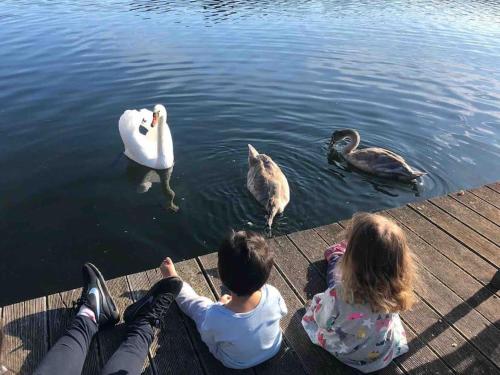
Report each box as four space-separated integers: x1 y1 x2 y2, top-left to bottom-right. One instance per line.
34 315 97 375
34 263 120 375
102 267 183 375
100 320 154 375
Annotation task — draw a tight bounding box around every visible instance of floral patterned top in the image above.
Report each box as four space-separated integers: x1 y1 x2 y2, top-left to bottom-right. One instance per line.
302 245 409 373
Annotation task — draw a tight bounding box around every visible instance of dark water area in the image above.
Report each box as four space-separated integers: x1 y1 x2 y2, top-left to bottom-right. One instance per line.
1 1 499 305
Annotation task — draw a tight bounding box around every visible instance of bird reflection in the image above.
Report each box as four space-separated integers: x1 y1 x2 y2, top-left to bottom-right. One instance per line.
126 160 179 212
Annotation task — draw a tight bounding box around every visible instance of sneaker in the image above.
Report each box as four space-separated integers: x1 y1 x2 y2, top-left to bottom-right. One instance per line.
124 276 183 327
74 263 120 327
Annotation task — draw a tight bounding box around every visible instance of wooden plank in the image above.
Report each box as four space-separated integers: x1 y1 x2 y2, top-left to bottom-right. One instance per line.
1 297 47 374
409 201 499 266
450 191 500 225
314 223 345 246
175 258 253 375
197 253 306 375
414 266 500 368
271 236 325 302
141 270 203 375
470 186 500 209
287 229 329 276
388 206 499 292
47 289 101 375
487 182 500 194
401 295 498 374
430 196 500 245
384 210 500 327
396 324 453 375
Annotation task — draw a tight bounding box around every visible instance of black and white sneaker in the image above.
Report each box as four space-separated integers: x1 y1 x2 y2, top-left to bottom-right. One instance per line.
74 263 120 327
124 276 183 328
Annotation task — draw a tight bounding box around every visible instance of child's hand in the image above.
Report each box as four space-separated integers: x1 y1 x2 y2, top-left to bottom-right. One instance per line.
219 294 232 304
160 257 178 279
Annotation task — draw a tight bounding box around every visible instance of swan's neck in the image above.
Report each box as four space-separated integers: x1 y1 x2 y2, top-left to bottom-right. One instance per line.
344 130 360 154
157 117 167 158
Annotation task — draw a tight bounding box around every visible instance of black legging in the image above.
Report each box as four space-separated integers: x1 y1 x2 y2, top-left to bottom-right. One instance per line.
34 315 153 375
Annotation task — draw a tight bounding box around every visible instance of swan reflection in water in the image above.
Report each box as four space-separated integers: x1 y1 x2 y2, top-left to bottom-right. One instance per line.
126 160 179 212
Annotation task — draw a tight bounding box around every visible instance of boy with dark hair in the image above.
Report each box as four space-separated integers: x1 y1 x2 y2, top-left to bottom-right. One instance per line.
166 230 287 369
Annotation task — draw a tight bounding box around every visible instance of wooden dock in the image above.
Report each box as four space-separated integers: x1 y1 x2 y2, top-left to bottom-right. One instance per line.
1 182 499 374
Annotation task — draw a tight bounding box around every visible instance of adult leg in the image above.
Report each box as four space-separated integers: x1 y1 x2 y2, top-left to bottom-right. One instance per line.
108 276 183 375
35 263 120 375
100 320 154 375
34 315 97 375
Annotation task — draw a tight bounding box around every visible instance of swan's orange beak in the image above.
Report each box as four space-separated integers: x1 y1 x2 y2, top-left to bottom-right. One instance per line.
151 113 158 128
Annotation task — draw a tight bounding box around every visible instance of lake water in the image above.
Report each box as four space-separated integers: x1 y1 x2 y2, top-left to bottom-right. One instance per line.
1 0 499 304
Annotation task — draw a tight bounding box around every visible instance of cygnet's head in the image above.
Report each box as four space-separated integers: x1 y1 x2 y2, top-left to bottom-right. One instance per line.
151 104 167 127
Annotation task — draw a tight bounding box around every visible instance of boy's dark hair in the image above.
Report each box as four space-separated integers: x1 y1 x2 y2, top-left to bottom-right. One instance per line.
218 230 273 296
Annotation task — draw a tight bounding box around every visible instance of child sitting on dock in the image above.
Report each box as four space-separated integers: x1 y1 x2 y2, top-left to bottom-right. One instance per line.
161 230 288 369
302 213 415 373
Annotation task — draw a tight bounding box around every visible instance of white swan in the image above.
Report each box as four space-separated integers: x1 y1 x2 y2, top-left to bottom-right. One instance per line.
118 104 174 169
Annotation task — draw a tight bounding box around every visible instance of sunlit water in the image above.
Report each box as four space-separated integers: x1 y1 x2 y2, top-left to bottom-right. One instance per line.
1 0 499 304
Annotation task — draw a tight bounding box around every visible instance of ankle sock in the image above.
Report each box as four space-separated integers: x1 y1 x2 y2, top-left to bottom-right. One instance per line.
78 306 97 323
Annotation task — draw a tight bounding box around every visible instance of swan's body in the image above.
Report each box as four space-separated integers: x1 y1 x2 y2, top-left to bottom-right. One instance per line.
330 129 426 181
247 144 290 228
119 104 173 169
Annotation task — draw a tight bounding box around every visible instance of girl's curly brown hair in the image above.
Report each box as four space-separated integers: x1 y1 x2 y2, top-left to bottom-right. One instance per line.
338 212 416 313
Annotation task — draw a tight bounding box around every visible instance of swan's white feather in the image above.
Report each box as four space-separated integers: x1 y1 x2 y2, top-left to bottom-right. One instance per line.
118 108 174 169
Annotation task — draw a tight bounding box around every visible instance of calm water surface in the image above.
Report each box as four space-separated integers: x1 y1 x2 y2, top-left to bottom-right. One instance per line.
1 0 499 304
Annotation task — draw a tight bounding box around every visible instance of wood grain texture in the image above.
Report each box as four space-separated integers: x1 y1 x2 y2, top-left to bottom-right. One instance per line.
313 223 345 245
396 323 453 374
409 201 499 267
47 289 101 375
270 236 325 302
1 297 47 374
414 266 500 368
387 205 499 292
385 210 500 327
470 186 500 209
487 182 500 194
431 195 500 245
450 190 500 224
401 295 497 374
287 229 329 276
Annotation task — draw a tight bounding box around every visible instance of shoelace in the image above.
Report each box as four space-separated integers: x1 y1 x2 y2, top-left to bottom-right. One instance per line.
72 295 88 311
146 293 175 327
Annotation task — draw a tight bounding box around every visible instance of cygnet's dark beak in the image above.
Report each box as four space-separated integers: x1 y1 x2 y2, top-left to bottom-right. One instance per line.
151 113 158 128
